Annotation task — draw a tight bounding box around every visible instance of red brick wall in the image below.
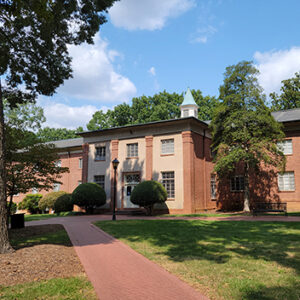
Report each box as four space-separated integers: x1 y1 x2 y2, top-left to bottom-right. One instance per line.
13 151 83 206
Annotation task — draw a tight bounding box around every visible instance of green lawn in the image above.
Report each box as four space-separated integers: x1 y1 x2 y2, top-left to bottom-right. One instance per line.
0 275 96 300
1 224 96 300
24 211 82 222
95 220 300 300
159 212 300 217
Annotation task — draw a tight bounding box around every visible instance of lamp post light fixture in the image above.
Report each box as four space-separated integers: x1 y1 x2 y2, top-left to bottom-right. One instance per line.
112 158 119 221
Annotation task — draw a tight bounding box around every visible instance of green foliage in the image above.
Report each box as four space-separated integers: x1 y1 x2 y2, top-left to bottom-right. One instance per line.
72 183 106 214
18 193 42 214
36 126 84 142
211 61 286 211
54 193 73 213
7 201 17 214
270 71 300 111
39 191 67 212
130 180 167 215
86 90 219 130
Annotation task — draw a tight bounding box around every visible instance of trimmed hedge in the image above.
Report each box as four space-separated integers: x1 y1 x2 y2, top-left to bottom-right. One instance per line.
130 180 167 215
39 191 67 212
18 193 43 214
72 182 106 214
54 193 73 213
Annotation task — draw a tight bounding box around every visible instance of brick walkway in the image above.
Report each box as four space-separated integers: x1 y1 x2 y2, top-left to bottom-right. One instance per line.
27 214 300 299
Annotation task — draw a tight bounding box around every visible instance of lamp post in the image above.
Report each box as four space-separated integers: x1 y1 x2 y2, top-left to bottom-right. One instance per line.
112 158 119 221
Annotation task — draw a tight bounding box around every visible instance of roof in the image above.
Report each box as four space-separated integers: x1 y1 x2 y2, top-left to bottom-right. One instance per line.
45 137 83 149
78 117 208 137
271 108 300 123
181 88 198 107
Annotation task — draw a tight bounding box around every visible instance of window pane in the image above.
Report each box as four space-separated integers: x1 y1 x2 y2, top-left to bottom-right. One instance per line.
95 147 106 160
127 143 138 157
161 139 174 154
162 171 175 198
94 175 105 189
278 172 295 191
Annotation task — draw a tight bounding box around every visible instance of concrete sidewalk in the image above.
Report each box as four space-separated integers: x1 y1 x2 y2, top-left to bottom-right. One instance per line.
29 215 208 300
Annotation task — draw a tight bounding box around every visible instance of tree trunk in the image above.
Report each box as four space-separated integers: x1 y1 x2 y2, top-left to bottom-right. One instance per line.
6 193 14 227
0 79 14 253
243 163 250 212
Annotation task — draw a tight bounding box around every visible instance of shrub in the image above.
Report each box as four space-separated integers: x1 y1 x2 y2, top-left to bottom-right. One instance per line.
18 193 43 214
39 191 67 212
7 201 17 215
130 180 167 215
54 193 73 213
72 182 106 214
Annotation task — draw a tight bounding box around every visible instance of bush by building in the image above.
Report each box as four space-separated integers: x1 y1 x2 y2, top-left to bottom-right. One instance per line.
72 182 106 214
18 193 43 214
130 180 167 215
39 191 67 212
54 193 73 213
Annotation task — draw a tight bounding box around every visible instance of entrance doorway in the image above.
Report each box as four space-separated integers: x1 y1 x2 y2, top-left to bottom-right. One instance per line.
123 173 140 208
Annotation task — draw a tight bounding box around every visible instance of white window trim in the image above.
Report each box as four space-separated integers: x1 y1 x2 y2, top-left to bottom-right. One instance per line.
79 158 83 169
94 175 105 189
211 174 217 199
278 171 295 191
95 146 106 161
161 171 175 199
161 139 174 155
277 139 293 155
127 143 138 158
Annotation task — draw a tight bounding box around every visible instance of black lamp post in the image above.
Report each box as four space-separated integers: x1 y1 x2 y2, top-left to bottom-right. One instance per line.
112 158 119 221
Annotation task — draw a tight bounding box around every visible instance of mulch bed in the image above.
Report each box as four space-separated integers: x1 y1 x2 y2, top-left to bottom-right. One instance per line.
0 225 84 287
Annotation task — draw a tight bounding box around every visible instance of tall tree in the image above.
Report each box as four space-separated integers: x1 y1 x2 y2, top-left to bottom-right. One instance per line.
270 72 300 111
37 126 83 142
210 61 285 211
0 0 117 253
86 90 219 130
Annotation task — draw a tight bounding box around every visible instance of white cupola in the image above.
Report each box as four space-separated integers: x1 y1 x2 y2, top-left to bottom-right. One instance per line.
180 88 198 118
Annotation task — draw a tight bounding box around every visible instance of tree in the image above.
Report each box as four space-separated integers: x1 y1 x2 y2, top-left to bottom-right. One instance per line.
0 0 117 253
36 126 84 142
210 61 285 212
18 193 43 214
86 90 219 130
54 193 73 213
130 180 167 215
39 191 67 212
4 101 68 220
270 72 300 111
72 182 106 214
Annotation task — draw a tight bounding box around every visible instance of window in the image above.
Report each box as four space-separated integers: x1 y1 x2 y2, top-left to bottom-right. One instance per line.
79 158 82 169
32 188 38 194
211 174 217 199
230 176 244 192
95 147 106 161
94 175 105 189
53 183 60 192
277 139 293 155
183 109 189 117
162 171 175 198
161 139 174 155
78 180 82 186
127 143 138 157
278 172 295 191
55 160 62 167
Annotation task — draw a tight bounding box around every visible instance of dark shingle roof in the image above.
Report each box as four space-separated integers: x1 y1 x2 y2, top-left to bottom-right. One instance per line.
271 108 300 123
45 137 83 149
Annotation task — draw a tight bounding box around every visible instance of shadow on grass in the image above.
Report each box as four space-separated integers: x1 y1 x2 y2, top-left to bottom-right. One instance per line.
96 220 300 274
9 224 72 249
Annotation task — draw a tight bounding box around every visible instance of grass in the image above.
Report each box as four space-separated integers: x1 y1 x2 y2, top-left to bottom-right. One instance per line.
0 275 97 300
158 211 300 217
1 225 97 300
95 220 300 300
24 211 82 222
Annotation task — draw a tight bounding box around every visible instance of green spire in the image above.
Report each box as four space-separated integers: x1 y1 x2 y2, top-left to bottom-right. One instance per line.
181 88 198 106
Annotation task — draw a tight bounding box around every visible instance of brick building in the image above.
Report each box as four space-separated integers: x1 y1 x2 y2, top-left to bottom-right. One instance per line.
13 90 300 213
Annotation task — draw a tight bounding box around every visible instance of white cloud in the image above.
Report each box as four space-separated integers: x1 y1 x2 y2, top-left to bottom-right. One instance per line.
39 100 99 129
148 67 156 76
109 0 195 31
58 35 136 103
254 47 300 95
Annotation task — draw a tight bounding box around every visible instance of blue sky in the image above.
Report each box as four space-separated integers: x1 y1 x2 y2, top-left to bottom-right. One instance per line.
39 0 300 129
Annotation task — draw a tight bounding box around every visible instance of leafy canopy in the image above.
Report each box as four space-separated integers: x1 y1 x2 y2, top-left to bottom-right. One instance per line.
87 90 219 130
36 126 83 142
210 61 285 210
270 71 300 111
